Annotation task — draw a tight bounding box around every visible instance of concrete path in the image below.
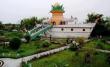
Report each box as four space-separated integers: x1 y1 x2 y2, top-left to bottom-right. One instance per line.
0 46 70 67
95 49 110 53
0 58 22 67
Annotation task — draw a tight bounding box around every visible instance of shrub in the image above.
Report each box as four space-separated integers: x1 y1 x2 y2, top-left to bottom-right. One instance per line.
9 38 21 50
75 37 85 45
41 40 51 47
17 49 25 53
96 40 104 49
24 35 30 43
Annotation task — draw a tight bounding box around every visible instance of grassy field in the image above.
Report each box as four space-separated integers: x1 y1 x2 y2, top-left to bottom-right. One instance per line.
0 39 65 58
26 39 110 67
84 39 110 50
29 50 110 67
2 31 23 39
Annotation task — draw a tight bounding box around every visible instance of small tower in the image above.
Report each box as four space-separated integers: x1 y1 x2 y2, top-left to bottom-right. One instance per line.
50 2 65 25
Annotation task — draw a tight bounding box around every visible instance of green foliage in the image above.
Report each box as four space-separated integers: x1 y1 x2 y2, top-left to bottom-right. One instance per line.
9 38 21 50
30 50 110 67
22 62 29 67
105 17 110 30
3 31 23 40
86 13 103 23
87 13 110 37
96 39 105 49
75 37 85 45
20 17 43 30
24 35 31 43
41 40 51 47
0 21 4 30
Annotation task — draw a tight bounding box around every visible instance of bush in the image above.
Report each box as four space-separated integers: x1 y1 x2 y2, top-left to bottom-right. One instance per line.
24 35 30 43
41 40 51 47
9 38 21 50
96 40 104 49
75 37 85 45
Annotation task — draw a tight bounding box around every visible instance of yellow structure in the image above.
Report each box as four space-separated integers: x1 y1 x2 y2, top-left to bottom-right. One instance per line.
50 3 65 25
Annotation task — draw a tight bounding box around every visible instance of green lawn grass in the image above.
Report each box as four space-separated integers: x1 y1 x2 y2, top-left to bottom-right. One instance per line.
84 39 110 50
3 31 23 39
27 39 110 67
0 39 64 58
30 50 110 67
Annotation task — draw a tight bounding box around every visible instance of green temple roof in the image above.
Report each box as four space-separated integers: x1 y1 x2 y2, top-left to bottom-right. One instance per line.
50 3 65 12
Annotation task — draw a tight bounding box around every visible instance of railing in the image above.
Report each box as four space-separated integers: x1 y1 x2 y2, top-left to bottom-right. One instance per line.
26 25 53 40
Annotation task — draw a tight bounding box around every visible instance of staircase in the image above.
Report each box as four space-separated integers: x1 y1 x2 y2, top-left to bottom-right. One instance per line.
26 24 53 40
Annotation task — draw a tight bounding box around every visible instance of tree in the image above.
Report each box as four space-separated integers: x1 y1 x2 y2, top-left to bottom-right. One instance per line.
0 21 4 30
9 38 21 50
87 13 109 37
105 17 110 30
20 17 43 31
86 13 103 23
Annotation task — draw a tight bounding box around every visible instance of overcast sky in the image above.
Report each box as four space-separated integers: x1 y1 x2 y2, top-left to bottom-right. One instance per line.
0 0 110 24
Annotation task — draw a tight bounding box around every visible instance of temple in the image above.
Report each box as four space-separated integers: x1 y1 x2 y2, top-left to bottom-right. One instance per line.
50 2 65 25
43 2 96 38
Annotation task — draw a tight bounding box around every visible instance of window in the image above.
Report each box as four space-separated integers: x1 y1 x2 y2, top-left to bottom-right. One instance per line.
61 28 64 31
60 21 65 25
71 28 73 31
83 29 85 31
52 21 56 25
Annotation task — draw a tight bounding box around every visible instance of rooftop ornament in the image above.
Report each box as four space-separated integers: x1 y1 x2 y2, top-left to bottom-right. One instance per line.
50 2 65 13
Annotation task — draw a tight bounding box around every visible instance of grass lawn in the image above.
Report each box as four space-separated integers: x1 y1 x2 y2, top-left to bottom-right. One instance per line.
29 50 110 67
0 39 65 58
3 31 23 39
84 39 110 50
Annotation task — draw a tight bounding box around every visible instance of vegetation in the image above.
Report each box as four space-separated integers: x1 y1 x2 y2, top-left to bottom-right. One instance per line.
86 13 110 37
84 39 110 50
75 37 85 45
41 40 51 47
9 38 21 50
24 35 31 43
29 50 110 67
0 39 66 58
86 13 103 23
20 17 44 31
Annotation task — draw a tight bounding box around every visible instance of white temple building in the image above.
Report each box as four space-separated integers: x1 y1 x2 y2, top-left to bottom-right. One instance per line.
43 3 96 38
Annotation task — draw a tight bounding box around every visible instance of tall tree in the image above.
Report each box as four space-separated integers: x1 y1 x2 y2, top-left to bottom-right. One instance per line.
87 13 109 37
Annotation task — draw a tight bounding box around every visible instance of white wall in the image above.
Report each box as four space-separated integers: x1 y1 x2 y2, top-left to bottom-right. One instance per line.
48 24 95 38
